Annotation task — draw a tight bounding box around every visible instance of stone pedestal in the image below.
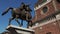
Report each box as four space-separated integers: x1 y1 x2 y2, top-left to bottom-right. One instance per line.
6 25 35 34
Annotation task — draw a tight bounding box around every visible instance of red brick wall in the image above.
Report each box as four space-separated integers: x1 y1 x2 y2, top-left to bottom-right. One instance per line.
31 0 60 34
32 0 60 23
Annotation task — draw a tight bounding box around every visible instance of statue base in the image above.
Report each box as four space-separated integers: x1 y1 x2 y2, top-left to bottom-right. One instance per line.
6 25 35 34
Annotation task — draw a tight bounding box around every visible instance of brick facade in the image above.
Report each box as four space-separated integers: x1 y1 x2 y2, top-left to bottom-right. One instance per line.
31 0 60 34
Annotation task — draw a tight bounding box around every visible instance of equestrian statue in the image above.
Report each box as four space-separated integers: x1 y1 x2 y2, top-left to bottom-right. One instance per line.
2 2 32 28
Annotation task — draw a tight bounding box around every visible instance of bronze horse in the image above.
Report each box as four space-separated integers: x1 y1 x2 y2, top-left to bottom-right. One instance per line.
2 3 32 28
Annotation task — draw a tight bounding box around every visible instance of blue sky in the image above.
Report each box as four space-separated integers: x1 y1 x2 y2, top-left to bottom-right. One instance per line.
0 0 37 33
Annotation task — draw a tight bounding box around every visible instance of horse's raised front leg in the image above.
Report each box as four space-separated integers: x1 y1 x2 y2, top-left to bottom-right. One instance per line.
9 17 15 25
15 18 21 27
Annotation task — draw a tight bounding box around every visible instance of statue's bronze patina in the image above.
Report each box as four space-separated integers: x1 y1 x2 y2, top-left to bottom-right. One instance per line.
2 2 32 28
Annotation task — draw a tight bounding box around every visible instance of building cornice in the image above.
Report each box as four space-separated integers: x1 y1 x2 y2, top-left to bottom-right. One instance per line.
34 0 52 10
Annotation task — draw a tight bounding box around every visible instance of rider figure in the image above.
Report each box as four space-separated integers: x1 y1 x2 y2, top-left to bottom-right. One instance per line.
19 2 26 11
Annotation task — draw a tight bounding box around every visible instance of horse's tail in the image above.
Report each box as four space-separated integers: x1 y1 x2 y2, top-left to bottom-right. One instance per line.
2 7 13 16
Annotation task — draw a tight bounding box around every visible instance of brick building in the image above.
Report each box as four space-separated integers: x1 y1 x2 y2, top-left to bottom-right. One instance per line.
30 0 60 34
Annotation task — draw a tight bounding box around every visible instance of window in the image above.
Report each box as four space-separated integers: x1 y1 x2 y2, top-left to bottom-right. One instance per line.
42 6 48 13
56 0 60 3
46 32 51 34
